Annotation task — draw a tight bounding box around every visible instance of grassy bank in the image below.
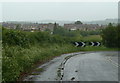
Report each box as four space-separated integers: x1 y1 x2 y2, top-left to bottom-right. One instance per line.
81 46 119 51
2 43 83 81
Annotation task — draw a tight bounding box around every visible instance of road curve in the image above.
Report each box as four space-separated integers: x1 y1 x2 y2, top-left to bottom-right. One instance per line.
24 51 118 81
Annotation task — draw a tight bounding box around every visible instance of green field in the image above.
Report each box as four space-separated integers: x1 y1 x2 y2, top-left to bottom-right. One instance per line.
82 35 102 41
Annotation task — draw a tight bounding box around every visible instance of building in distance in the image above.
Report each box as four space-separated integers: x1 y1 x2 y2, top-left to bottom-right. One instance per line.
2 22 59 32
64 23 106 31
1 21 106 32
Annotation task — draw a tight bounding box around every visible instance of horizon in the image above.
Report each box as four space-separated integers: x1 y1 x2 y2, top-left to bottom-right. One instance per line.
1 18 118 23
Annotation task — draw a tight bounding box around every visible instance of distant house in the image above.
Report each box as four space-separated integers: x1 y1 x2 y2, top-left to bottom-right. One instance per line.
64 24 105 31
2 22 59 32
39 24 57 31
2 22 17 29
20 23 39 31
2 22 105 31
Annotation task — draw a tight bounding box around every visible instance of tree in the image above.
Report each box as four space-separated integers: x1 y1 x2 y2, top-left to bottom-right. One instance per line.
45 28 51 33
75 21 83 24
53 22 58 34
16 24 21 30
101 23 119 48
116 24 120 48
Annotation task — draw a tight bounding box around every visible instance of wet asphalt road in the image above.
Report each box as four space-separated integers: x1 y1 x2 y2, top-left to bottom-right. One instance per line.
24 51 118 81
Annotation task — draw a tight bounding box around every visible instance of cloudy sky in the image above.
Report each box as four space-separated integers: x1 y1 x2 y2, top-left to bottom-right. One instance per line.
0 2 118 22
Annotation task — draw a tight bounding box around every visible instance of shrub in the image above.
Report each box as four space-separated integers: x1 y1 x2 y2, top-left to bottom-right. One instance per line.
2 28 30 48
2 55 21 81
101 23 119 48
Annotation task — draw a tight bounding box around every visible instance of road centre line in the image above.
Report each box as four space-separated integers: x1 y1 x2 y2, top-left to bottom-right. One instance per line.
106 56 119 68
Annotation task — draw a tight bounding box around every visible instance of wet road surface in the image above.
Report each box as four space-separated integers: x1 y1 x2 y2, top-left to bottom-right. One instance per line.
24 51 118 81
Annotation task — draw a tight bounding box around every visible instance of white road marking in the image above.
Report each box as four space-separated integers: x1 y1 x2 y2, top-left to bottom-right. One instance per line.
106 56 119 68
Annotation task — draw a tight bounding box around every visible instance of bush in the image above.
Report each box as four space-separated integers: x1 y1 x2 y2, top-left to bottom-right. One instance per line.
2 46 24 81
2 28 30 48
101 23 119 48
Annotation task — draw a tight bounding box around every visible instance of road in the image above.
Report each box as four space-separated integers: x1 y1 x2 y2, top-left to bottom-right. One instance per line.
24 51 118 81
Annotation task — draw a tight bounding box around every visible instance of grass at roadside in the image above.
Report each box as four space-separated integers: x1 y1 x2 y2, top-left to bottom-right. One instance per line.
81 46 119 51
2 44 83 81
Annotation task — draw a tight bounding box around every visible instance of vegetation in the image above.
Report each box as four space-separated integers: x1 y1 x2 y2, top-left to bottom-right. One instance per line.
79 30 101 36
82 35 102 42
0 25 1 83
75 21 83 24
101 23 120 48
3 44 83 81
2 27 82 82
2 28 30 48
2 23 119 82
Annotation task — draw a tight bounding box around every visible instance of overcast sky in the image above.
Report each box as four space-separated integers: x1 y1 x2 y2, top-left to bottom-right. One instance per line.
0 2 118 22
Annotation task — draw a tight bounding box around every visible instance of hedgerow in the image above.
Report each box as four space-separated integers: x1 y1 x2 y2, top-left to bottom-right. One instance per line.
2 28 30 48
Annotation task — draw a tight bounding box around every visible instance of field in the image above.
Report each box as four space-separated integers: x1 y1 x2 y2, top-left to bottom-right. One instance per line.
82 35 102 41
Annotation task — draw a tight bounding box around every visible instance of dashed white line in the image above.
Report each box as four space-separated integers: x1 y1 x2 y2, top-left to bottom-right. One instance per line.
106 56 119 68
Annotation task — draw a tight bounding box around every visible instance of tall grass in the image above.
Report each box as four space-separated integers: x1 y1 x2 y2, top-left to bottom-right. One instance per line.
2 44 82 81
